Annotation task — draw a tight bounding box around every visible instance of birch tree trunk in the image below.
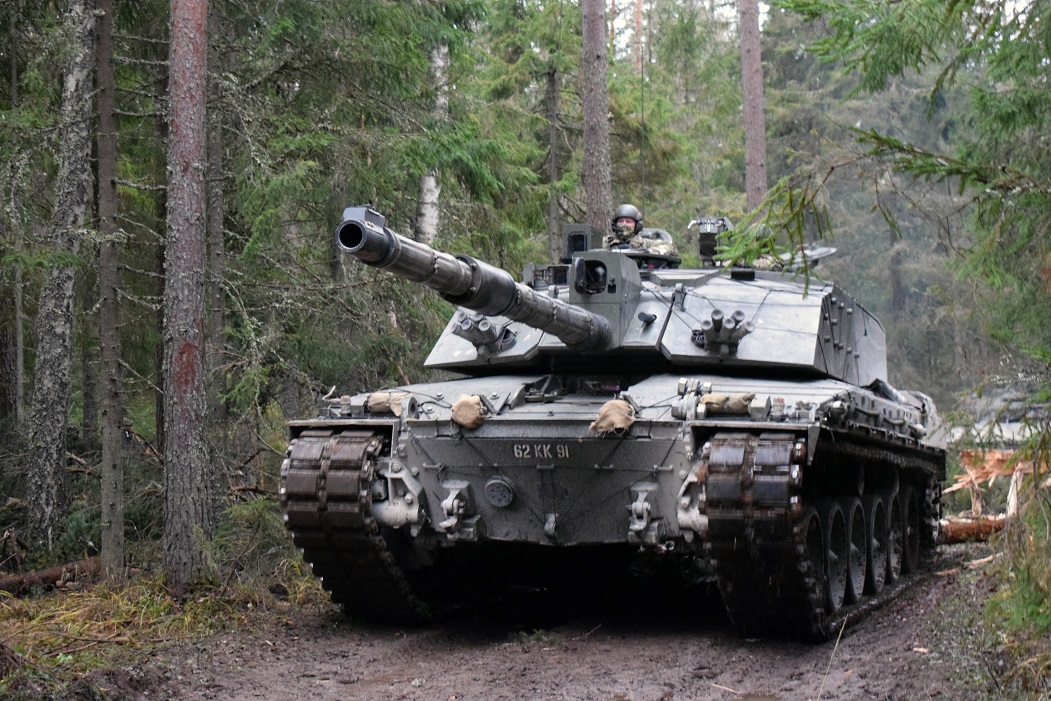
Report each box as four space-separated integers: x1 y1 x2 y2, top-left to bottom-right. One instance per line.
582 0 612 232
163 0 213 597
738 0 768 211
25 0 95 548
633 0 643 73
96 0 125 577
414 44 449 245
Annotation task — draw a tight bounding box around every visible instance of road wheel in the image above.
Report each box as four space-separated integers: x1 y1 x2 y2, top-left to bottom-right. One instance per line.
841 496 866 605
798 506 826 612
862 494 887 594
819 500 847 613
901 486 922 575
883 489 903 584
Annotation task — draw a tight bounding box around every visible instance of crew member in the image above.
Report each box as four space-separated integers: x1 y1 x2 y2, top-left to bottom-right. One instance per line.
605 203 644 249
606 203 679 259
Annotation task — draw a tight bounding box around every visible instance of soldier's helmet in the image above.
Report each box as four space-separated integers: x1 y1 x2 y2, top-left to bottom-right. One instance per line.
611 204 643 235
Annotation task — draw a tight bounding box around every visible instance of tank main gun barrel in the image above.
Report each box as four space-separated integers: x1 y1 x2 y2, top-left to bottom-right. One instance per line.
335 206 611 351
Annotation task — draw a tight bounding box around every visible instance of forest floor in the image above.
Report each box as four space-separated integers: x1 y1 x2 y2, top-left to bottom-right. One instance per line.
60 541 1027 701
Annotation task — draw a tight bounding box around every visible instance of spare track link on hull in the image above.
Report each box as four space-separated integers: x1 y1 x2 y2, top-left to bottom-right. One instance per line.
699 431 927 641
700 432 826 638
280 428 430 624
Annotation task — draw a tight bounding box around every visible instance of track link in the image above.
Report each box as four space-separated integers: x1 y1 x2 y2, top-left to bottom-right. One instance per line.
700 431 938 640
280 428 430 624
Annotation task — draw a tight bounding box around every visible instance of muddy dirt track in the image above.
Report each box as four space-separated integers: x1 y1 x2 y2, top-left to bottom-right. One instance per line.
155 544 999 701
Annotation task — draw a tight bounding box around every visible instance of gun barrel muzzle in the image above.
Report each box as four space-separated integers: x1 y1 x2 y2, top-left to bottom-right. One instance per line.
336 206 610 351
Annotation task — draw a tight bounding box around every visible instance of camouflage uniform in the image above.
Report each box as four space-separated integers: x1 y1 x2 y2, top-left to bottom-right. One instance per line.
604 223 639 249
632 233 678 257
605 204 679 258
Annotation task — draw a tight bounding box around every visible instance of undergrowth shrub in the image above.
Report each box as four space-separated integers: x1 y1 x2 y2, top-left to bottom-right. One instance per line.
998 498 1051 634
53 507 99 564
215 498 296 567
982 465 1051 695
207 488 325 601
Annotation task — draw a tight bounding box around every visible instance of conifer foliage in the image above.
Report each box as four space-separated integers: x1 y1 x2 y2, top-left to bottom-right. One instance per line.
769 0 1051 364
761 0 1051 660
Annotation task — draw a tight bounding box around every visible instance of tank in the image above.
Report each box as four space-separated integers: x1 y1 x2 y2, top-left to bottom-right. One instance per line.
281 205 946 639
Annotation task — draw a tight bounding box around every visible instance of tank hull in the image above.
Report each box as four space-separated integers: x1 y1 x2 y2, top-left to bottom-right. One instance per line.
282 372 944 638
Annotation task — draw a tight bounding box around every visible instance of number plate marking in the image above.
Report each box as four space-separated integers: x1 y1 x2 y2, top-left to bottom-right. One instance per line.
513 443 570 460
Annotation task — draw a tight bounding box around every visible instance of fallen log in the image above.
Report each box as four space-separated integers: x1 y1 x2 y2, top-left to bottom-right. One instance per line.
231 483 276 496
0 556 101 596
939 515 1006 544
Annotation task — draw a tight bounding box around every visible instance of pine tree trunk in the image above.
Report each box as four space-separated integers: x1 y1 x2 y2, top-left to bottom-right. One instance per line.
79 250 99 452
9 3 25 433
26 0 95 548
163 0 213 598
582 0 612 233
207 21 227 370
206 4 229 520
546 65 562 264
0 329 15 427
738 0 768 211
96 0 125 578
414 44 448 245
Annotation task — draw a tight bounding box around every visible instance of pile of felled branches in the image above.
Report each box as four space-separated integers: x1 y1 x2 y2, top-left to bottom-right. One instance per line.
940 448 1040 543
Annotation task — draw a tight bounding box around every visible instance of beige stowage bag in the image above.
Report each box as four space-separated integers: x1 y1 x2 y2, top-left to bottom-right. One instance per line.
699 392 755 415
451 394 486 429
367 391 412 416
589 399 636 434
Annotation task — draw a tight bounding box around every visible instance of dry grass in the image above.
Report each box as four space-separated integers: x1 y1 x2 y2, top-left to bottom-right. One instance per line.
0 558 328 697
0 496 332 696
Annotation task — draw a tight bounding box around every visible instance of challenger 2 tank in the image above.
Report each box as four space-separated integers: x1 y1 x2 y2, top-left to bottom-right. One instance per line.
281 205 946 639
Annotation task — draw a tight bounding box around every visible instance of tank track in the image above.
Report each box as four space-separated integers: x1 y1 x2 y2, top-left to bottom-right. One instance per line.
280 428 430 624
699 431 940 640
281 427 939 636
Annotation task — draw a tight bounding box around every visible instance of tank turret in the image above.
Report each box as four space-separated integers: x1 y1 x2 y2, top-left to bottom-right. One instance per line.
339 207 886 386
